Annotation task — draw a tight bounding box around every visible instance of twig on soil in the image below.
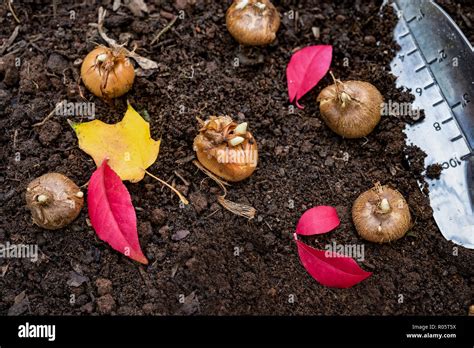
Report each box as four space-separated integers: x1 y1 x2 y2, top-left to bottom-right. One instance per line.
145 169 189 205
170 264 179 278
112 0 121 11
7 0 21 23
193 160 256 219
175 154 195 165
28 41 44 55
150 16 177 45
264 221 273 231
33 100 65 127
90 7 158 70
204 209 220 219
0 25 20 56
52 0 57 18
294 11 299 34
1 264 9 277
173 170 190 186
154 38 174 48
138 267 152 287
93 7 118 47
2 47 22 57
12 129 18 149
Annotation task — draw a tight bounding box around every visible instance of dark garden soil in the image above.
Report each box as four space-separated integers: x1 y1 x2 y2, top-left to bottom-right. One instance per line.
0 0 473 316
437 0 474 44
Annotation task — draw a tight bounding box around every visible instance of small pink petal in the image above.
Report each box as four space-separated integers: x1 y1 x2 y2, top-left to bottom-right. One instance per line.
286 45 333 109
296 206 340 236
296 240 371 288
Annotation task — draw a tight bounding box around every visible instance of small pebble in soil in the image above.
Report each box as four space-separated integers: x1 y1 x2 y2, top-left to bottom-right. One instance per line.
8 291 29 316
175 0 189 10
81 302 94 314
268 288 277 297
67 271 89 288
75 294 89 307
138 221 153 240
189 191 208 214
95 278 113 296
364 35 377 45
263 233 276 247
0 89 11 105
46 53 69 75
150 208 167 225
96 294 116 314
209 203 221 212
324 157 334 167
37 121 62 145
154 250 166 262
171 229 190 241
0 56 20 87
335 14 346 23
142 303 155 315
176 184 189 196
312 27 320 40
185 257 198 269
144 183 155 191
159 225 170 239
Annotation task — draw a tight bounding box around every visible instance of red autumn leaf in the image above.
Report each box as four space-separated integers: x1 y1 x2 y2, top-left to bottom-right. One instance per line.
286 45 333 109
296 206 340 236
88 159 148 264
295 237 371 288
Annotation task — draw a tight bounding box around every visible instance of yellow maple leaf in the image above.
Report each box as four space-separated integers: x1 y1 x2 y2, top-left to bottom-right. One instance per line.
70 103 160 183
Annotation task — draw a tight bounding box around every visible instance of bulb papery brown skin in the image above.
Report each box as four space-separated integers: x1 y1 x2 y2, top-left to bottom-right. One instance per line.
352 183 411 243
26 173 84 230
226 0 281 46
81 46 135 98
193 116 258 182
317 79 384 138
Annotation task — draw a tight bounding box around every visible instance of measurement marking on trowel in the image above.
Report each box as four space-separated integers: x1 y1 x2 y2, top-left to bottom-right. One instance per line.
424 82 435 90
451 135 463 142
451 101 461 109
442 117 454 124
415 64 427 72
399 31 410 39
427 57 437 65
406 15 417 23
461 153 473 161
433 99 444 107
407 48 418 56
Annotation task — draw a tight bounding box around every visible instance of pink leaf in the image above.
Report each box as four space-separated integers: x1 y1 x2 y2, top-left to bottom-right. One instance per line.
296 206 340 235
295 238 371 288
88 159 148 264
286 45 333 109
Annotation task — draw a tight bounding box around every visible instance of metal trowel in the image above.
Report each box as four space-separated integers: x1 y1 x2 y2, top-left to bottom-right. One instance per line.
390 0 474 248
